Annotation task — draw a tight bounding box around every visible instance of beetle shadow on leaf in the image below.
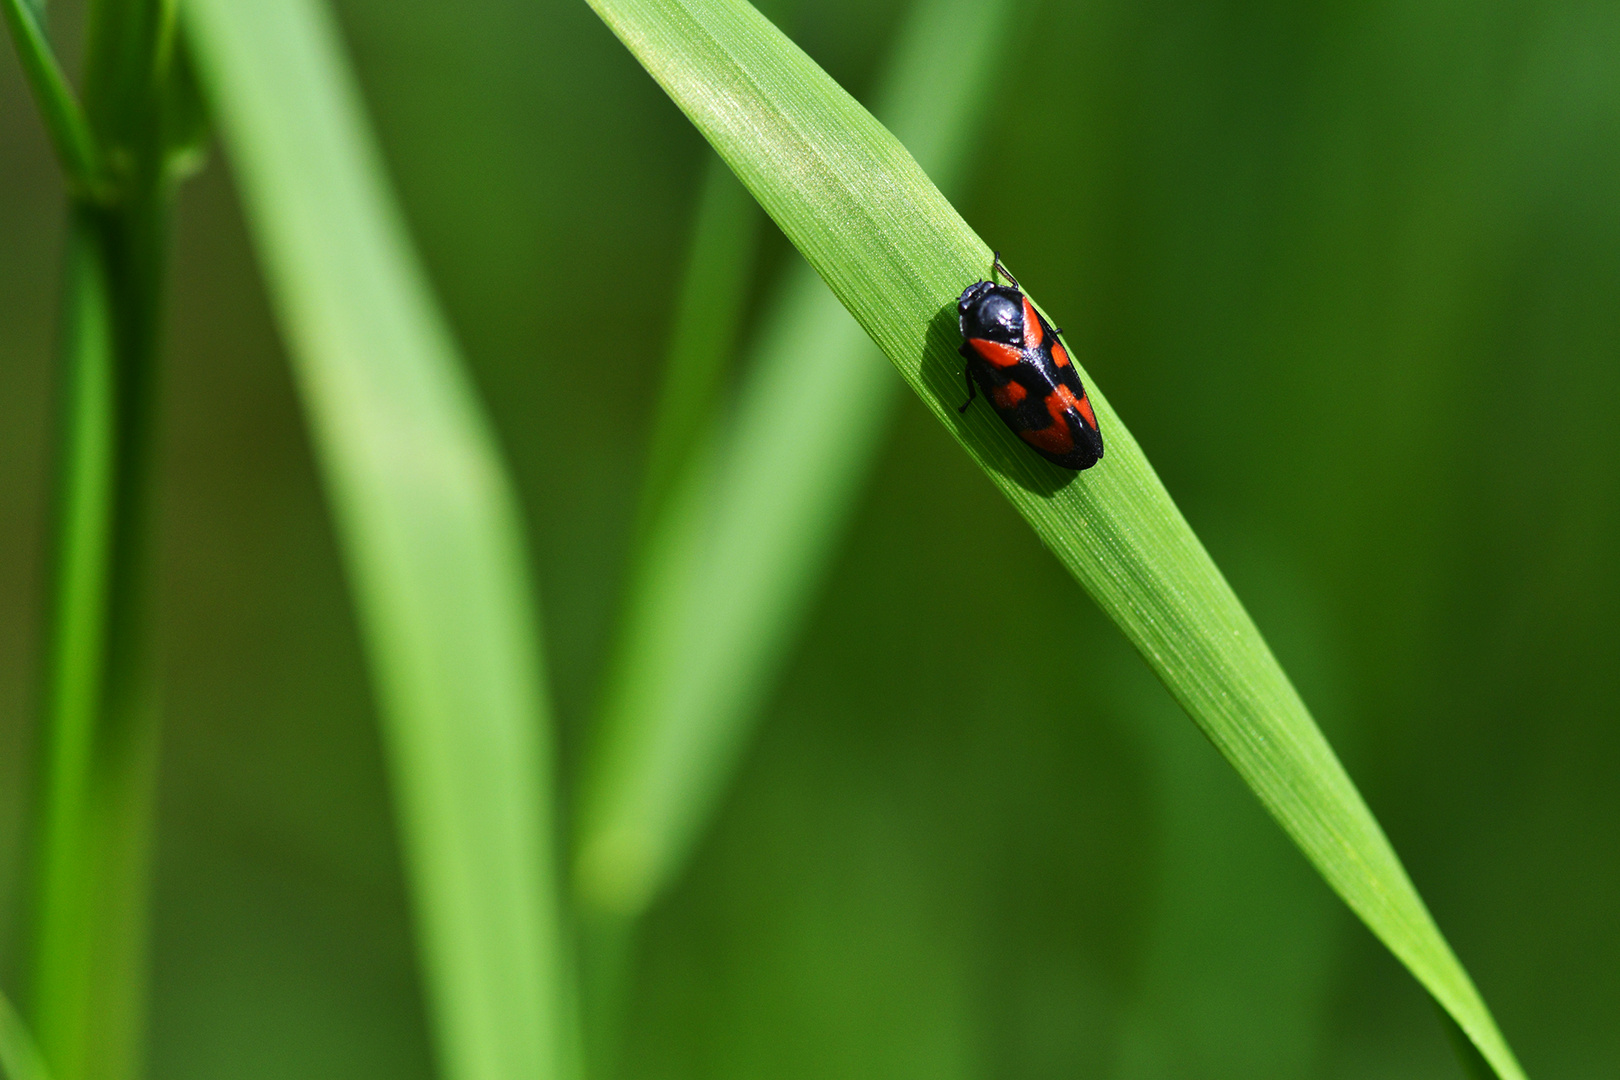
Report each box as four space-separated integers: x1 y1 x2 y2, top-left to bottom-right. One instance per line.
926 301 1075 499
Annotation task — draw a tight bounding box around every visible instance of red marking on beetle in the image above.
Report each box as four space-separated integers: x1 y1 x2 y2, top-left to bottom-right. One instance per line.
1047 384 1085 426
970 338 1023 368
1020 421 1075 456
1051 342 1071 367
1022 299 1044 350
991 381 1027 409
1076 392 1098 431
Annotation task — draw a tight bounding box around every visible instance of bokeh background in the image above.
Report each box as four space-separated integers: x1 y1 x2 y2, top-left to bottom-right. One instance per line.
2 0 1617 1076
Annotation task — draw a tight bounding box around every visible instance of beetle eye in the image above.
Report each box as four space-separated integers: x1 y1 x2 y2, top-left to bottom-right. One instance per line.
957 281 991 315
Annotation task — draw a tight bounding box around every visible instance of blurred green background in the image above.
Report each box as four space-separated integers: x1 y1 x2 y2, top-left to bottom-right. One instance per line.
2 0 1616 1076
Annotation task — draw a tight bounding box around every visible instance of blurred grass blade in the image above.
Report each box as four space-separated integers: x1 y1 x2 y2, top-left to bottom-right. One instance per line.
31 221 114 1079
32 208 165 1080
583 1 1527 1076
0 989 51 1080
1111 658 1340 1078
181 3 572 1080
576 0 1014 922
577 275 893 920
1 0 103 195
635 153 760 531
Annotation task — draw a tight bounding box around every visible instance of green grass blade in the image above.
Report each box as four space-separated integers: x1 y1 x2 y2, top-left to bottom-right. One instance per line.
29 0 190 1068
181 3 572 1080
22 234 119 1080
577 274 895 920
583 1 1527 1076
31 203 165 1080
635 153 761 531
31 223 116 1062
1 0 104 196
576 0 1015 922
0 988 51 1080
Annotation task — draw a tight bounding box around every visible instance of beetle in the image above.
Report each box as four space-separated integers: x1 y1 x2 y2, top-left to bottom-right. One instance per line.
956 254 1103 471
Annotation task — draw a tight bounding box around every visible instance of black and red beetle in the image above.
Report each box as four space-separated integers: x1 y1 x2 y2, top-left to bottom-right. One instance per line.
956 255 1103 471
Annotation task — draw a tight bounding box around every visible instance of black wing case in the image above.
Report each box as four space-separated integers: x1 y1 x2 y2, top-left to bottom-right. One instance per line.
962 294 1103 470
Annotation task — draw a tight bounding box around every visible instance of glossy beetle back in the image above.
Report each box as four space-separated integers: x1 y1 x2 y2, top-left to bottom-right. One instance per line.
958 282 1025 345
956 273 1104 471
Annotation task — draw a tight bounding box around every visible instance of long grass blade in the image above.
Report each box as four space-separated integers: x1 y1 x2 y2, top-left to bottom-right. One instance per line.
582 1 1526 1076
30 222 116 1077
576 0 1015 923
573 150 761 1076
31 195 167 1080
29 0 194 1065
181 3 572 1079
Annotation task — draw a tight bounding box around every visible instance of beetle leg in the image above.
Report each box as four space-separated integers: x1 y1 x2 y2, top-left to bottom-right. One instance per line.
957 369 977 413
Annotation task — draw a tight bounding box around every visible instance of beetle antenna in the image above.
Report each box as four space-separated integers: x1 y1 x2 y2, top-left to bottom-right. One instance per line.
991 251 1021 291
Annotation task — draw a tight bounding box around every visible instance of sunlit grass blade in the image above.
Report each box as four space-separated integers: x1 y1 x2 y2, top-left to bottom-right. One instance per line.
576 0 1016 923
583 0 1527 1076
181 3 572 1080
0 988 51 1080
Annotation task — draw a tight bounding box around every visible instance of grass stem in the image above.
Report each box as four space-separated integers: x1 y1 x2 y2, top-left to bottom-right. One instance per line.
27 1 187 1075
32 197 172 1080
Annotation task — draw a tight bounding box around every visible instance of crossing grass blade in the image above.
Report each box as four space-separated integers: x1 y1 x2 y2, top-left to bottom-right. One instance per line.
576 0 1015 923
0 0 104 195
181 3 573 1080
634 154 761 533
582 0 1527 1076
0 989 50 1080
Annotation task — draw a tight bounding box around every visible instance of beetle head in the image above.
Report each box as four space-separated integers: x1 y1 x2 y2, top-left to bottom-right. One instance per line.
958 281 1024 344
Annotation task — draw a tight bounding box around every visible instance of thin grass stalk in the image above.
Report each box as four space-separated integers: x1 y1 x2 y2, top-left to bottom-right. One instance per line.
27 1 186 1073
30 208 156 1080
31 193 173 1080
